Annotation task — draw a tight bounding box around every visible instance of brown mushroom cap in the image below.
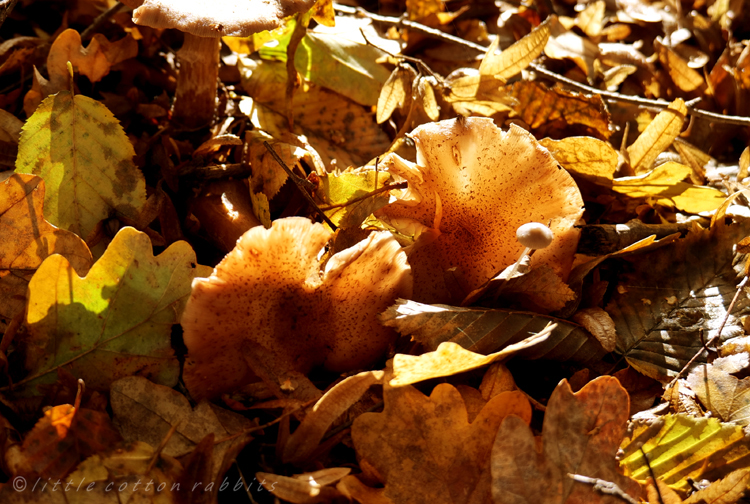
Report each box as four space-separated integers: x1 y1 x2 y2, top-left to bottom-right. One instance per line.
181 217 412 400
123 0 317 38
376 117 584 304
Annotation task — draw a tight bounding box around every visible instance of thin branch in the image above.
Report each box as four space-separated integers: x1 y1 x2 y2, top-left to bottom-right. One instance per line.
262 141 338 230
568 474 639 504
334 3 750 126
0 0 19 30
668 275 749 388
80 1 128 40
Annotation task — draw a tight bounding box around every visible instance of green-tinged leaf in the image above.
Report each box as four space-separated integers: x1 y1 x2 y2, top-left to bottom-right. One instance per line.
15 90 146 240
613 161 727 213
606 220 750 382
319 169 392 229
620 414 750 494
0 174 92 330
295 32 392 106
7 227 203 397
627 98 687 174
380 299 608 364
540 136 618 186
480 18 550 82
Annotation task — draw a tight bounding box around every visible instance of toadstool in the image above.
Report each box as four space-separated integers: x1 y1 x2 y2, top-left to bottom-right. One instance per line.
180 217 412 401
121 0 316 127
376 117 584 304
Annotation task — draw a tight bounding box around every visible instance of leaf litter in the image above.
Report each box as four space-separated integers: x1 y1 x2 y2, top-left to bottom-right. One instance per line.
1 0 750 503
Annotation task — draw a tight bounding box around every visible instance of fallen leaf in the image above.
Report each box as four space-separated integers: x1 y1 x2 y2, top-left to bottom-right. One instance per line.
606 220 750 381
686 356 750 425
389 334 550 387
9 227 201 397
612 162 727 213
620 414 750 494
380 299 608 365
492 376 641 503
627 99 687 174
15 90 146 241
540 136 618 186
508 81 612 140
683 468 750 504
352 382 532 504
109 376 255 482
0 174 92 330
317 168 392 229
16 403 122 478
480 19 550 83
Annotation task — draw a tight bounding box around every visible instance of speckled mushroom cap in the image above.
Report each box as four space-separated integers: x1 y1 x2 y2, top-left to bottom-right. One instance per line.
181 217 412 401
121 0 317 37
377 117 584 304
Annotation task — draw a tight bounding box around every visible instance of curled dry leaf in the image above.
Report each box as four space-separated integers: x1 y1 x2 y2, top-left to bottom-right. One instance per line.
493 376 640 503
352 382 532 504
377 117 583 304
181 217 411 401
627 98 687 174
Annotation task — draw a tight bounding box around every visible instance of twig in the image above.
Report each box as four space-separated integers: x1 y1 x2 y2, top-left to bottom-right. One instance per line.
568 474 639 504
80 1 128 40
667 275 749 388
334 3 750 127
0 0 19 29
641 448 665 504
262 141 337 230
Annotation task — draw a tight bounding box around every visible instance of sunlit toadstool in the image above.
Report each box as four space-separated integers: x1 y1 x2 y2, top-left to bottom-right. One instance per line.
180 217 412 401
376 117 584 304
121 0 316 127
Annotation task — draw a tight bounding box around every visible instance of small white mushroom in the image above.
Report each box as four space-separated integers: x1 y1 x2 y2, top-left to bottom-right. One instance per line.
516 222 554 250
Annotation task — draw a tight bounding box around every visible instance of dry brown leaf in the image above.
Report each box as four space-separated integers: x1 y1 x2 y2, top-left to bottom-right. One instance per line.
686 356 750 425
627 98 687 174
571 307 617 352
683 468 750 504
492 376 641 503
24 29 138 114
508 81 612 140
540 136 618 186
257 469 350 504
377 63 416 124
544 20 599 77
283 370 385 464
646 478 683 504
352 383 532 504
109 376 254 483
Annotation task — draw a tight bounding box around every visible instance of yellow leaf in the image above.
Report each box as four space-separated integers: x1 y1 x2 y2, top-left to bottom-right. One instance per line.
311 0 335 27
377 64 416 124
620 414 750 494
576 0 605 37
319 168 392 229
540 136 618 186
480 18 550 83
627 98 687 174
15 91 146 240
658 44 706 93
390 332 550 387
613 162 726 213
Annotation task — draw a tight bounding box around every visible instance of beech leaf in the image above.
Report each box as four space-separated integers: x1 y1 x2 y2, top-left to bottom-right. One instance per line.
15 90 146 240
627 98 687 174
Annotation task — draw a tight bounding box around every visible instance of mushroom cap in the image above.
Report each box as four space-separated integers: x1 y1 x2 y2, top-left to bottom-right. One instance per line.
180 217 412 400
517 222 554 250
122 0 317 38
377 117 584 304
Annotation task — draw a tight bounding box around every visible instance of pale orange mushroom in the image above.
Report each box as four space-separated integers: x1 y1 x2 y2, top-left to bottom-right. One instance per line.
121 0 316 127
377 117 584 304
180 217 412 401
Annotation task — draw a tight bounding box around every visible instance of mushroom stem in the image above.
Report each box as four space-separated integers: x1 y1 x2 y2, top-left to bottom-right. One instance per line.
172 33 220 128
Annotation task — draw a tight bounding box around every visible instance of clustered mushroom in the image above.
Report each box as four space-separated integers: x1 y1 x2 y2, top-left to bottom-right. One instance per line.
121 0 317 127
376 117 584 304
180 217 412 401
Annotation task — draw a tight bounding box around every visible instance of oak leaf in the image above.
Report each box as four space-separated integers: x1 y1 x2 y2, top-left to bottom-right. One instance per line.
492 376 640 503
